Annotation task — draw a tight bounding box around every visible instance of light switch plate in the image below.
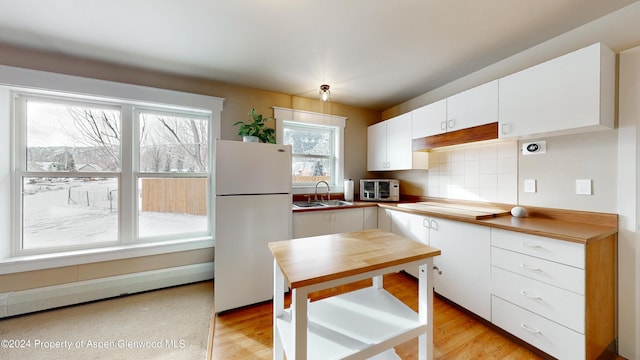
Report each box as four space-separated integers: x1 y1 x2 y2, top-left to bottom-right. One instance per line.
524 179 536 193
576 179 592 195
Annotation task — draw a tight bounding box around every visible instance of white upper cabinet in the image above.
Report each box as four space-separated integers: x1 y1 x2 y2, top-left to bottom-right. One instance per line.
386 113 413 169
446 80 498 132
411 80 498 138
412 99 447 138
368 113 426 171
499 42 615 139
367 120 388 171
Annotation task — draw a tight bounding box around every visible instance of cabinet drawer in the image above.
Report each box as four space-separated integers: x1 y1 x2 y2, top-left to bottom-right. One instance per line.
492 296 585 360
491 247 585 295
491 266 584 333
491 228 584 268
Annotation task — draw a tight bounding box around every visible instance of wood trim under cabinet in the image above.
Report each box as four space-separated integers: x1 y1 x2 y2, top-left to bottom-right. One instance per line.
412 122 498 151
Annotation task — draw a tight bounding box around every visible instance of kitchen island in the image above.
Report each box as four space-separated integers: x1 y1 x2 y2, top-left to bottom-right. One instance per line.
268 229 441 360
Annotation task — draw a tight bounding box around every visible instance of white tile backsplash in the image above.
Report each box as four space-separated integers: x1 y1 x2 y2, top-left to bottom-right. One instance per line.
427 141 518 203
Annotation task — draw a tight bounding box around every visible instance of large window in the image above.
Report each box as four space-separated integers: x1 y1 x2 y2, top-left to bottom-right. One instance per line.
274 107 346 193
12 93 213 256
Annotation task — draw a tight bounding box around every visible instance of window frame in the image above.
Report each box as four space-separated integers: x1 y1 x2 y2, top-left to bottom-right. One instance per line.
274 107 347 194
0 64 223 273
12 92 214 256
285 120 336 186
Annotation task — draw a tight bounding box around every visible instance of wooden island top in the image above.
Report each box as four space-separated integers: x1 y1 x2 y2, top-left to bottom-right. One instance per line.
268 229 441 289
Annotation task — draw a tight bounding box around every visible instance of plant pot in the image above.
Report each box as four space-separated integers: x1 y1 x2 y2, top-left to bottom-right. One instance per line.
243 135 259 143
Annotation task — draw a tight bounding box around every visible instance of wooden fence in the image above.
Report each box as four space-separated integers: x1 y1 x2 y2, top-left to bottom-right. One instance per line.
141 178 207 216
292 175 330 184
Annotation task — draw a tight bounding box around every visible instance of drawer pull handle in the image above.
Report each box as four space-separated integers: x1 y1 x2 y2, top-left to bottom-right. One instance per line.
522 241 542 248
520 290 542 300
433 266 442 275
520 323 541 335
520 263 541 271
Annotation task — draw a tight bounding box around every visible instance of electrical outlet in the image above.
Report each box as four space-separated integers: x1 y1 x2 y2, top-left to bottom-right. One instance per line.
524 179 536 193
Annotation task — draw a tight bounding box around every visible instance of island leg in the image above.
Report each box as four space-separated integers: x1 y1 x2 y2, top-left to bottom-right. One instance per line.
290 287 309 359
273 260 285 360
418 259 434 360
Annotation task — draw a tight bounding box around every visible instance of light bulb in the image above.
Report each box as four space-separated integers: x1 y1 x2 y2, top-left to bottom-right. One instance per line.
319 84 330 102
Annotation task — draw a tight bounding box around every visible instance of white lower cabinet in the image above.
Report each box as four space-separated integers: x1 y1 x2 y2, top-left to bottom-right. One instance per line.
490 228 606 360
379 208 491 321
377 209 615 359
293 207 377 238
429 218 491 321
492 296 585 360
379 208 430 278
491 266 584 333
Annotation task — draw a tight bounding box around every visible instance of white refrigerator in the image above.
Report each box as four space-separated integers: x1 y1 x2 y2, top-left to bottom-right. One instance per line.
214 140 292 313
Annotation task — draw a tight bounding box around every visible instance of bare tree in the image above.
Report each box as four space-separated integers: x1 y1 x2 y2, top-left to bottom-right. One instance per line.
67 107 121 170
155 116 208 172
68 107 208 173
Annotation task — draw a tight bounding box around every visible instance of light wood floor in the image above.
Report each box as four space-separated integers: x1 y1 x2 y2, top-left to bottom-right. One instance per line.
211 272 558 359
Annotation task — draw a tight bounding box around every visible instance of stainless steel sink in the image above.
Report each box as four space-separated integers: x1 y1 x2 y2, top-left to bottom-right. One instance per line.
292 200 354 209
322 200 353 206
292 201 328 208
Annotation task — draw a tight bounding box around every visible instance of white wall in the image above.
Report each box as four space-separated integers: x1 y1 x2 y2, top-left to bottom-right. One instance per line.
518 130 618 212
618 45 640 360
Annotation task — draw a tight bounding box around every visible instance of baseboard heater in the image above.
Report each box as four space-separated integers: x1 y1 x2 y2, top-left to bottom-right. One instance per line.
0 262 214 318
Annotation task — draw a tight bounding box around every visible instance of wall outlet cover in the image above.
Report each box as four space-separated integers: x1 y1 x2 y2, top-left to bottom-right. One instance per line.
524 179 537 193
576 179 592 195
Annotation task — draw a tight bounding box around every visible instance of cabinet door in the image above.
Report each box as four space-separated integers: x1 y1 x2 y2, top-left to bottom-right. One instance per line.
446 80 498 131
385 113 412 170
367 121 387 171
363 207 378 230
499 43 614 138
293 208 365 238
412 99 447 138
292 211 329 238
331 208 365 234
388 210 430 278
430 218 491 320
377 208 392 232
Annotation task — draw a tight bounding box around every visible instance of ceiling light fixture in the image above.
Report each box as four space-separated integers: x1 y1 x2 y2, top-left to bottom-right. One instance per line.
319 84 330 102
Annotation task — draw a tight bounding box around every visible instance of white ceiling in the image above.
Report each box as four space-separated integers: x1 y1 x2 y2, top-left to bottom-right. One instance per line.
0 0 636 110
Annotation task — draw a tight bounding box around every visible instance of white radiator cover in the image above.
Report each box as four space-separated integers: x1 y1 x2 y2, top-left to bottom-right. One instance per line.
0 262 213 318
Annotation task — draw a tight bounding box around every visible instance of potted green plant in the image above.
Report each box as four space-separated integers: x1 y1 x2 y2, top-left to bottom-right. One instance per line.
233 108 276 144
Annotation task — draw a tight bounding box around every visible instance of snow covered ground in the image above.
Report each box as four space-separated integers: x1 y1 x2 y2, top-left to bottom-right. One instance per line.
22 178 208 250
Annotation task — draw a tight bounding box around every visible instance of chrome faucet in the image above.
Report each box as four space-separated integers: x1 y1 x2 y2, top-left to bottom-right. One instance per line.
314 181 331 202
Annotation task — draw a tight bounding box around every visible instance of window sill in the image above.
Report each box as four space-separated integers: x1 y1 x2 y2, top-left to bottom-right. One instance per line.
0 238 214 275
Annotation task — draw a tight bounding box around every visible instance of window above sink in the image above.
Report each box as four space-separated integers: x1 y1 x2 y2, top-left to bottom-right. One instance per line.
274 107 347 195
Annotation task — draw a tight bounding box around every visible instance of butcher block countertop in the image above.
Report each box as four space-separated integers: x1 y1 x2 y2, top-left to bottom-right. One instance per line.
268 229 441 289
378 201 618 244
395 201 510 219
